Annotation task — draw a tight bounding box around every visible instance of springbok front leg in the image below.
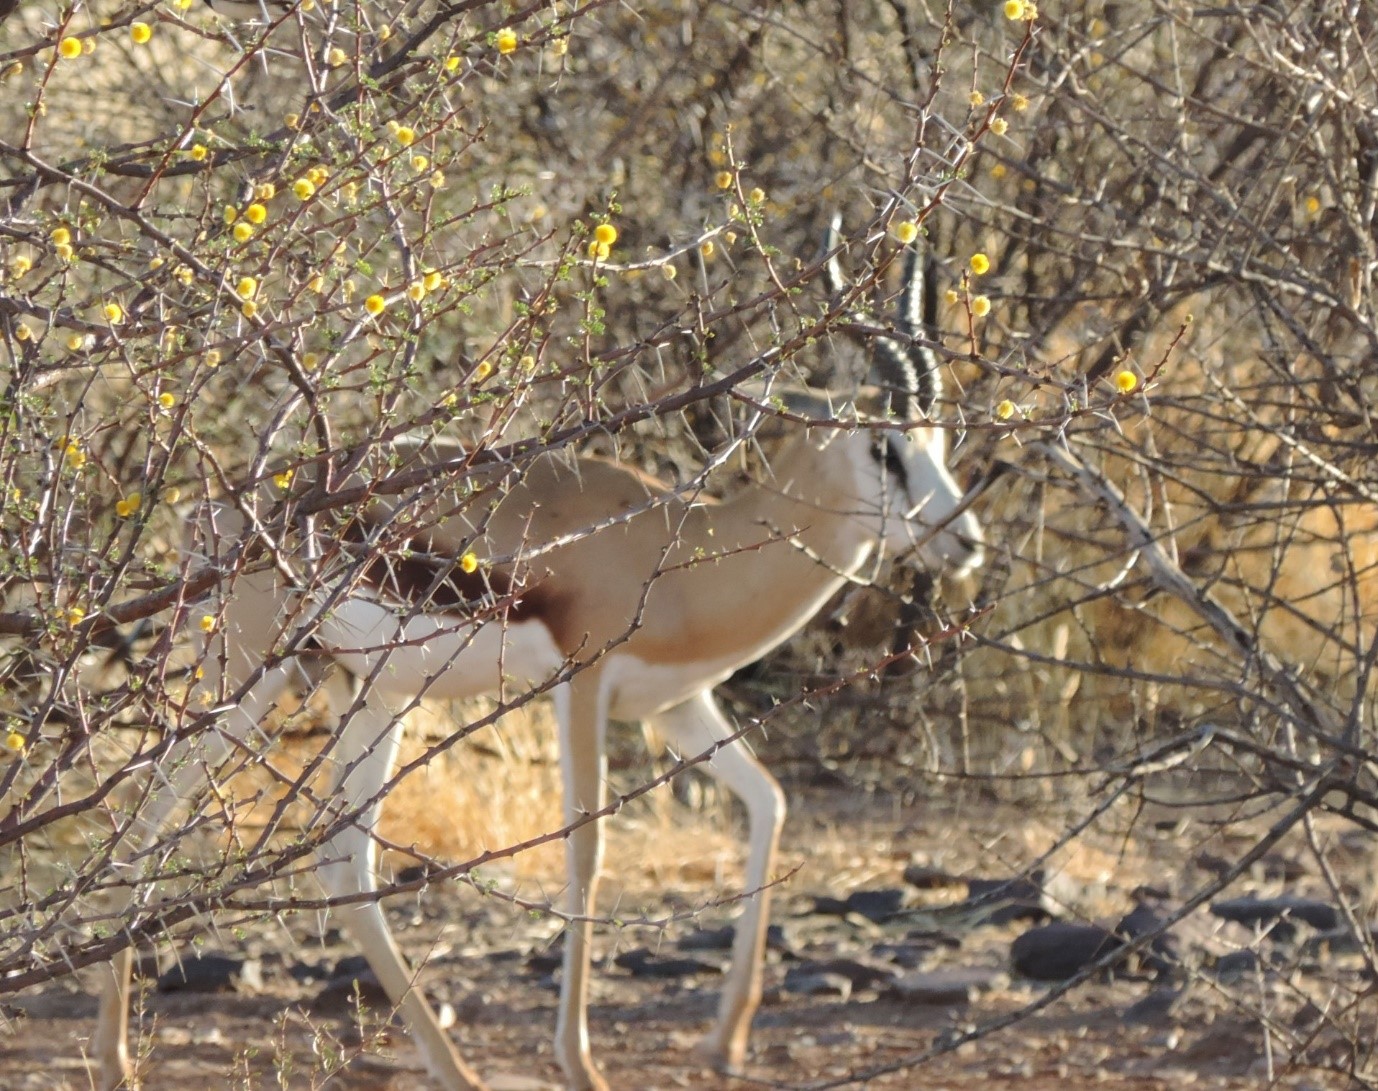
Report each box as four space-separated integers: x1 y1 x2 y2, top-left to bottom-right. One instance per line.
551 678 612 1091
654 690 785 1072
314 681 487 1090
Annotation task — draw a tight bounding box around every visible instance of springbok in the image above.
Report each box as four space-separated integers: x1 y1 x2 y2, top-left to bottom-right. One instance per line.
92 221 985 1091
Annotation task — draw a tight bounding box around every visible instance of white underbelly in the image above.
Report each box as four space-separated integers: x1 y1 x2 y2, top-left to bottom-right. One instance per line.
602 654 741 720
315 597 564 700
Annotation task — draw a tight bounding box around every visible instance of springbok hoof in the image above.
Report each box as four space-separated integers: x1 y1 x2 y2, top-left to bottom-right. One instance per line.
691 1034 745 1075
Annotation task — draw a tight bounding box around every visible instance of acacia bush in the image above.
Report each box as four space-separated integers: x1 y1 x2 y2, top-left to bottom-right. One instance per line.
1 0 1377 1084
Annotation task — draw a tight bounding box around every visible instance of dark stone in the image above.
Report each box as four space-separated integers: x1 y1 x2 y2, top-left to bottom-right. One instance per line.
807 895 852 917
287 960 331 984
781 968 852 999
959 872 1050 926
1210 896 1339 940
902 864 960 890
395 863 442 885
156 953 263 994
904 927 963 950
677 922 790 954
1207 950 1264 980
525 949 563 975
613 947 722 978
886 966 1006 1005
784 957 897 992
1114 904 1178 973
1010 922 1123 982
312 966 392 1014
844 888 909 922
679 925 736 951
1123 985 1188 1025
332 954 371 978
872 942 935 970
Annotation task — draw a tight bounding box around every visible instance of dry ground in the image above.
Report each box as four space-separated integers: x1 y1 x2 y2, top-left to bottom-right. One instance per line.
3 780 1363 1091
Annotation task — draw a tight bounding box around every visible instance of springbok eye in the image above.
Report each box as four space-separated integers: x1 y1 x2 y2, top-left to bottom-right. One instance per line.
870 434 909 488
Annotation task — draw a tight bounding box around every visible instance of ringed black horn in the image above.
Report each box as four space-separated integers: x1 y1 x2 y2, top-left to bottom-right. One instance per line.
822 212 942 419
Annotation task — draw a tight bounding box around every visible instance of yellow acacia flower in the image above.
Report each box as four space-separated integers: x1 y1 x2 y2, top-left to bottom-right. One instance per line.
131 22 153 44
1004 0 1025 18
1115 369 1139 393
273 469 294 489
394 125 416 147
10 255 31 278
995 399 1016 420
893 221 919 245
991 117 1009 136
363 294 387 316
244 203 267 224
587 240 610 260
715 171 733 190
255 182 276 201
235 276 257 299
700 239 715 259
241 300 258 318
58 437 86 469
65 606 85 627
223 205 238 225
748 187 766 204
293 178 315 200
423 269 443 292
158 392 175 409
161 485 181 504
232 222 254 243
1011 93 1030 112
444 55 461 72
50 226 71 247
5 730 26 753
594 223 618 247
970 253 991 276
971 295 991 317
327 46 349 67
459 551 479 574
58 36 83 60
115 494 141 518
662 263 677 281
103 302 125 323
969 90 984 107
495 28 518 54
473 361 492 381
197 615 215 633
407 282 426 303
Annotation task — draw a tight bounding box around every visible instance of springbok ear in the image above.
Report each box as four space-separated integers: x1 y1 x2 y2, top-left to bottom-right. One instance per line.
821 214 943 420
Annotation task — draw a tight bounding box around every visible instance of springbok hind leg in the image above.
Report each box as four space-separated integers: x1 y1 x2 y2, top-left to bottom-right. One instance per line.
92 662 293 1090
653 690 785 1073
314 681 487 1090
